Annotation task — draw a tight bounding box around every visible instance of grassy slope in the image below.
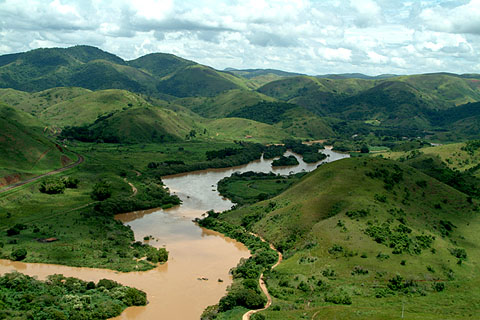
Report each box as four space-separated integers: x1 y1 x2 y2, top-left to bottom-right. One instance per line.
87 106 196 143
204 118 290 143
176 89 276 118
0 103 76 182
38 89 150 127
155 65 248 97
378 143 480 172
397 74 480 107
0 87 91 114
273 107 334 139
219 157 480 319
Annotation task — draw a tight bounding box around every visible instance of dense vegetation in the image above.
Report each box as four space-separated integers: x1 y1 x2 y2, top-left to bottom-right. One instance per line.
0 272 146 319
146 143 267 176
226 101 298 124
217 171 306 205
271 155 299 167
197 211 277 319
212 157 480 319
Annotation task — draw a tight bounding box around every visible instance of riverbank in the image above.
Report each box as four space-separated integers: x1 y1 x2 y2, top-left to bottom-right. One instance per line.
1 146 348 319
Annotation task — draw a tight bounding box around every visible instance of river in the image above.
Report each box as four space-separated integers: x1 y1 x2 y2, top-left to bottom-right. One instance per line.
0 148 348 319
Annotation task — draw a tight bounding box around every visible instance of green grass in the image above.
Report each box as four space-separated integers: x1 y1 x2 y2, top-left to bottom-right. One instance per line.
204 118 290 143
0 140 245 271
38 89 151 127
378 142 480 172
0 87 91 115
0 103 78 180
216 157 480 319
176 89 276 118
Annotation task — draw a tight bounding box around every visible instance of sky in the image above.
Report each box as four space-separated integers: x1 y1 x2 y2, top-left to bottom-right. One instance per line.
0 0 479 75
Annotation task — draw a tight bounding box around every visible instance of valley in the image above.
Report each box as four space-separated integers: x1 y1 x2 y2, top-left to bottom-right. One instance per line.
0 45 480 319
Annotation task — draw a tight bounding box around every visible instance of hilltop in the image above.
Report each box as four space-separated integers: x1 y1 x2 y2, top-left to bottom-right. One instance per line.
214 157 480 319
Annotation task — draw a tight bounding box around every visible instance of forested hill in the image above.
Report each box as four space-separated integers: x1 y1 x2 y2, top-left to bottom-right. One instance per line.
0 45 249 97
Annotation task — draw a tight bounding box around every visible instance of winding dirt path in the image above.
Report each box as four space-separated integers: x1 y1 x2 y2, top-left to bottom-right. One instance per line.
242 234 283 320
0 154 84 194
124 178 138 197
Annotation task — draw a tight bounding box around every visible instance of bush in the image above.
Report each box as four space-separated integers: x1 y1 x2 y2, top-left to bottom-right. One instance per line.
63 177 79 188
6 224 26 236
251 314 266 320
433 282 445 292
91 181 112 201
146 247 168 263
11 248 27 261
324 290 352 305
39 179 66 194
449 248 467 260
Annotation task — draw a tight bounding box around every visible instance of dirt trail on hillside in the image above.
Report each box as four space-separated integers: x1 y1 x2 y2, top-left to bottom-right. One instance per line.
0 154 84 194
242 234 283 320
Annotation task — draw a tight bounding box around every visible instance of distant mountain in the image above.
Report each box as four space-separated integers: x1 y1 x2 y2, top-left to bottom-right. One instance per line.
225 68 304 78
226 101 334 139
317 73 397 80
257 73 480 130
225 68 305 88
0 46 248 97
175 89 276 118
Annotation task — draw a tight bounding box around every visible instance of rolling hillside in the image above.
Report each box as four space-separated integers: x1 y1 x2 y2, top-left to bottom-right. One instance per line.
38 89 151 127
226 101 335 139
217 157 480 319
175 89 276 118
0 103 75 185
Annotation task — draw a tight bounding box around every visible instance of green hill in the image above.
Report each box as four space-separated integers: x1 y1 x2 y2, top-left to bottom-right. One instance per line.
204 118 290 143
38 89 151 127
0 103 75 185
175 89 276 118
128 52 195 78
226 68 304 88
0 87 91 115
156 65 247 97
217 157 480 319
226 101 335 139
0 46 250 98
63 107 194 144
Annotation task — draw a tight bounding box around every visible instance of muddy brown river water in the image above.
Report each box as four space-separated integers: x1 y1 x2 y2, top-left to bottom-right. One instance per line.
0 149 348 319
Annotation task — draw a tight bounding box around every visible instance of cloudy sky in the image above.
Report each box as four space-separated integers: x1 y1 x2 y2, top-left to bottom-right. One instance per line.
1 0 479 75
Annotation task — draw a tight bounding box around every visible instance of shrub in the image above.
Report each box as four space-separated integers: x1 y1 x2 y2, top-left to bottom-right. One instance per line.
346 209 369 219
39 179 66 194
251 314 266 320
6 224 26 236
63 177 79 188
449 248 467 260
324 290 352 305
433 282 445 292
376 252 390 261
351 266 369 275
91 181 112 201
11 248 27 261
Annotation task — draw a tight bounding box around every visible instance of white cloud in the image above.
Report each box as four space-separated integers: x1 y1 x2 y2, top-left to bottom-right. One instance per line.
0 0 479 75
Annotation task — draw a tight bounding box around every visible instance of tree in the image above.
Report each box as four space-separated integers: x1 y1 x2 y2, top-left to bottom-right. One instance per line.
91 181 112 201
360 145 370 153
11 248 27 261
